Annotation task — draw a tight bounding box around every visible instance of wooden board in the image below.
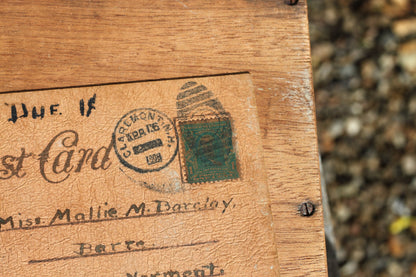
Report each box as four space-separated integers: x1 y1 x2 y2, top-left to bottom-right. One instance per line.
0 1 327 276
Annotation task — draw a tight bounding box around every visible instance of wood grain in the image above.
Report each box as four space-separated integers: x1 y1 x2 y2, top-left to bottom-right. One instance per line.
0 1 327 276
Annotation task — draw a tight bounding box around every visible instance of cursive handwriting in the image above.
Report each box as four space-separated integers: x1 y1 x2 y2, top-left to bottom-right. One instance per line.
127 262 224 277
0 197 236 232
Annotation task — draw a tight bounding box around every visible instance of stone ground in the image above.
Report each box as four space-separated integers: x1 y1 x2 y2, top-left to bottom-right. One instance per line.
308 0 416 276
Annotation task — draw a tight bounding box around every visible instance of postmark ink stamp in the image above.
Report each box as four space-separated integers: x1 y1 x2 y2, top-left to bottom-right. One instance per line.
176 81 225 117
113 108 178 173
176 114 239 184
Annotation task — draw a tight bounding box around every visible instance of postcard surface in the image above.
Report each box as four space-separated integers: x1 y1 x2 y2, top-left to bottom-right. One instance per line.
0 74 278 276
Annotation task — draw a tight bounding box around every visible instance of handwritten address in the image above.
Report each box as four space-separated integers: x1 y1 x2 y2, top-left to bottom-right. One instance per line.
126 262 225 277
0 197 235 232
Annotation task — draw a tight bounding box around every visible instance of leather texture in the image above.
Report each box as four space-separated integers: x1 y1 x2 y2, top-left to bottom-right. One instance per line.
0 74 279 276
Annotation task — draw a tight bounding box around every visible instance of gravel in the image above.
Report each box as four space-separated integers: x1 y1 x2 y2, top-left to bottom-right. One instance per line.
308 0 416 276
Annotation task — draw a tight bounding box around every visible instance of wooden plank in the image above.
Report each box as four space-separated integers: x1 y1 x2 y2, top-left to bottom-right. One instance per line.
0 1 327 276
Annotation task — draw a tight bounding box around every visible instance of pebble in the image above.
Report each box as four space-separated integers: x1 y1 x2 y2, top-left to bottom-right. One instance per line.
391 198 411 216
383 0 411 18
388 261 405 276
324 7 338 26
408 97 416 114
370 0 386 10
351 248 366 263
336 204 352 222
340 64 357 79
389 236 405 258
361 60 379 87
391 0 409 8
315 61 333 84
401 155 416 175
366 155 380 172
312 42 334 66
345 117 362 136
328 120 344 138
350 102 363 115
392 131 406 149
411 218 416 232
398 40 416 73
340 261 358 276
388 97 404 113
393 18 416 38
379 54 395 75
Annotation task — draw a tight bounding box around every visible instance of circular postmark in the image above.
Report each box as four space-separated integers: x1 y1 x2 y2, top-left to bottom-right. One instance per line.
113 108 178 173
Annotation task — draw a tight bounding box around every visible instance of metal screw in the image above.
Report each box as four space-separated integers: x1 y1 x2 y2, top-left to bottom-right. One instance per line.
284 0 299 5
299 201 315 217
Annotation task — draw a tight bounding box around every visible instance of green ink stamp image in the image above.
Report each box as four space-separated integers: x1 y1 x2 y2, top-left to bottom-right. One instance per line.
176 115 239 184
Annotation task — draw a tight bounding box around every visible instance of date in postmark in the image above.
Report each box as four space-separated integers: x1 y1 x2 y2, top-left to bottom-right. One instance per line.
113 108 178 173
176 114 239 184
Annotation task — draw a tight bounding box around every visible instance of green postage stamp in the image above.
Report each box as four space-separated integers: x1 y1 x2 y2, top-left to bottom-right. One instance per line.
176 114 239 184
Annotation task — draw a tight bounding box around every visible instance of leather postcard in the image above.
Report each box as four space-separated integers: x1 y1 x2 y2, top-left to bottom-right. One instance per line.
0 74 279 276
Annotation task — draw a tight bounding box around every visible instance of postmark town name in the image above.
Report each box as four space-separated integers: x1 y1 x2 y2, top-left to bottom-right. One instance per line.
0 130 113 183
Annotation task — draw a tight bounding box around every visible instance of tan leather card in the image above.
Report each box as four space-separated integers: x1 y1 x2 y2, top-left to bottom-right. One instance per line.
0 74 278 276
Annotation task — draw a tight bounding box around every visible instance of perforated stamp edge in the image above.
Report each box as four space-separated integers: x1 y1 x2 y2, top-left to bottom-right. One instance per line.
175 113 240 184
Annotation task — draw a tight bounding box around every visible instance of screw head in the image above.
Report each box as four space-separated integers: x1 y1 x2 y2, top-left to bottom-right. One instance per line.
284 0 299 5
299 201 315 217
